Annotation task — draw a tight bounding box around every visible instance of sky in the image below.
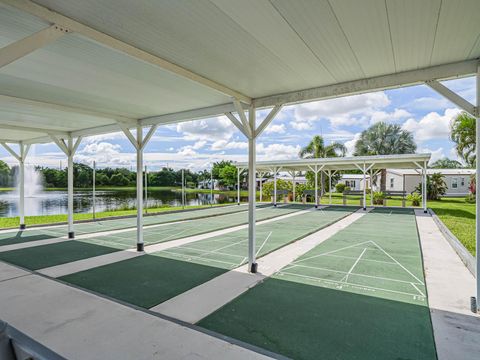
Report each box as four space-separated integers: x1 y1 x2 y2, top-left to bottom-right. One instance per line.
0 76 476 172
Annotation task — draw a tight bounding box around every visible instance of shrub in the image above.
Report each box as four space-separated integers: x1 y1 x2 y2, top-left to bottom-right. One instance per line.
465 193 476 204
335 183 346 193
407 192 422 206
373 191 385 205
262 179 292 198
415 173 447 200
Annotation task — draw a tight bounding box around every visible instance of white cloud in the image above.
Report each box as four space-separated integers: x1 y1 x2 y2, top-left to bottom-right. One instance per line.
402 108 460 142
344 133 361 156
264 124 286 134
176 116 236 141
293 92 390 122
178 146 197 157
192 141 206 150
211 140 248 151
369 108 411 125
257 143 301 160
418 147 445 164
290 121 313 130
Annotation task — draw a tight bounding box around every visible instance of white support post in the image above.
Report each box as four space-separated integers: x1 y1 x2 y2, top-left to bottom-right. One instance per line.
210 167 213 206
422 163 427 213
273 167 277 206
136 125 144 250
476 65 480 312
237 168 241 205
247 105 257 273
328 170 332 205
92 160 96 221
1 142 29 229
292 171 296 203
181 169 185 209
315 166 319 208
119 123 157 251
67 137 74 238
49 135 81 238
363 163 367 211
226 102 283 273
259 172 263 202
144 165 148 214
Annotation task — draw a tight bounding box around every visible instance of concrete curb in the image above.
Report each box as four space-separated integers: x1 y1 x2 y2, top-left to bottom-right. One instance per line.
429 209 476 277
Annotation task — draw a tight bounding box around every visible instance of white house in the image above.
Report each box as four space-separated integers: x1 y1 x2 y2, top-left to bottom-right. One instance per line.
337 174 370 191
381 169 475 196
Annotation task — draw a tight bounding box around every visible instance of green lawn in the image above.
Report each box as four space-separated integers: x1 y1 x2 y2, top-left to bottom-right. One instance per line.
428 198 476 256
0 203 229 229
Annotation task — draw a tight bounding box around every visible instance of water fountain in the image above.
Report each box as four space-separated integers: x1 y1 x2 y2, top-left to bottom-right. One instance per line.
16 165 44 197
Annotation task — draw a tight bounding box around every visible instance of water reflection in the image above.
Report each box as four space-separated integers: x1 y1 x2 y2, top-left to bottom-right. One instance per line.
0 189 247 217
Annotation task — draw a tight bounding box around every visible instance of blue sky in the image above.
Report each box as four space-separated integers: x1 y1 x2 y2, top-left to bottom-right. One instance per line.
0 76 475 171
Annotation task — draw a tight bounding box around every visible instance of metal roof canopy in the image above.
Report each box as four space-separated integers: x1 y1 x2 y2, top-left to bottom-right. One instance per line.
0 0 479 306
235 154 432 173
0 0 479 144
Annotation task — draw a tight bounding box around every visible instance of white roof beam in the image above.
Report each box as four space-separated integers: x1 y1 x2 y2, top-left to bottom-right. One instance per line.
255 105 283 137
0 95 136 124
2 0 251 104
0 24 68 69
254 60 478 108
0 123 68 135
425 80 476 117
140 103 240 127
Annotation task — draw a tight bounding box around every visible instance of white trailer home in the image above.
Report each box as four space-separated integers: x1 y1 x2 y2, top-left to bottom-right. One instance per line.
383 169 475 196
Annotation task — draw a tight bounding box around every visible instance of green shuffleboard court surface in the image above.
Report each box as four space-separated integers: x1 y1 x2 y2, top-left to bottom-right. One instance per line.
0 205 300 271
0 204 252 246
84 204 304 249
60 206 356 308
0 241 120 270
199 208 437 360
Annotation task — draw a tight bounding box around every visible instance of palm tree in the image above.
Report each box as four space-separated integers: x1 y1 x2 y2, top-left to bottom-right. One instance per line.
451 112 475 167
299 135 346 194
354 122 416 191
430 158 463 169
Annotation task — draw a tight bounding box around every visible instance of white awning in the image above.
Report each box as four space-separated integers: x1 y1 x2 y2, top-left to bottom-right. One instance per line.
235 154 432 172
0 0 479 144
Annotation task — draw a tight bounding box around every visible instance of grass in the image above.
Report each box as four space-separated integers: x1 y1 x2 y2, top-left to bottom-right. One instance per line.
0 203 230 229
428 198 476 256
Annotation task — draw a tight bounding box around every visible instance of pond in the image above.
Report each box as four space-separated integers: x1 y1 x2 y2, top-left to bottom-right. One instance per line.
0 189 247 217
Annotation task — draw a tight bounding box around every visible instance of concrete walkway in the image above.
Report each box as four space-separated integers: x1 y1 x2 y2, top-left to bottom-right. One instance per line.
416 211 480 360
38 209 310 278
151 208 370 323
0 262 275 360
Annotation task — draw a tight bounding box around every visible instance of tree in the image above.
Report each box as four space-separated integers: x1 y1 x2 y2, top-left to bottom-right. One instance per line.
299 135 346 195
430 158 463 169
450 112 475 167
212 161 238 188
0 160 11 187
415 172 447 200
354 122 416 191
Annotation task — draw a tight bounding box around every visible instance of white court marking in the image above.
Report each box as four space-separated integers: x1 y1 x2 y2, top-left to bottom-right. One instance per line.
280 239 426 299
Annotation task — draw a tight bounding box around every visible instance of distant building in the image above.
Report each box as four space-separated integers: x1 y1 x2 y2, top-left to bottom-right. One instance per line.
338 169 474 196
382 169 474 196
337 174 370 191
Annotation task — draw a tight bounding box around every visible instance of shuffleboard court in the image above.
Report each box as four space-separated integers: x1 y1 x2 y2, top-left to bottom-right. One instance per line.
60 206 356 308
198 207 437 360
0 204 253 246
84 204 305 249
0 205 303 271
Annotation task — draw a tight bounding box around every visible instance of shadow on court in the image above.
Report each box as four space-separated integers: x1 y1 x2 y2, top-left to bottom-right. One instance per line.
0 241 121 270
60 255 227 308
198 277 437 360
0 231 59 246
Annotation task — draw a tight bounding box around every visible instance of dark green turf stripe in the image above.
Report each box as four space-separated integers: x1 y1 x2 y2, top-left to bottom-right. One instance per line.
60 255 226 308
198 279 436 360
0 241 120 270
